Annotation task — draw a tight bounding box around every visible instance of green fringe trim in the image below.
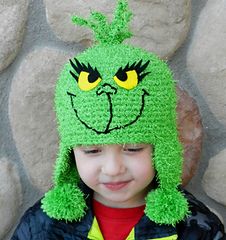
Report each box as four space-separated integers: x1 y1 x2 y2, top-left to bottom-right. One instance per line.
41 184 87 221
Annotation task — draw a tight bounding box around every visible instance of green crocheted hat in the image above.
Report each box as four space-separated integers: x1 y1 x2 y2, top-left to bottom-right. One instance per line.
41 0 189 225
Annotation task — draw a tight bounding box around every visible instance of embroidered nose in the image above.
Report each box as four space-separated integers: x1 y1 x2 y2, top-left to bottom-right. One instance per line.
96 83 117 95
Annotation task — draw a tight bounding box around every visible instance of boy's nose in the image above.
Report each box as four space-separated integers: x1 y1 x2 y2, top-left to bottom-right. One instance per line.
101 154 126 176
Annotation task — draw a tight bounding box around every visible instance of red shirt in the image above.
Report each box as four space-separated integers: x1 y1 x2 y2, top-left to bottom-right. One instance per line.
92 199 145 240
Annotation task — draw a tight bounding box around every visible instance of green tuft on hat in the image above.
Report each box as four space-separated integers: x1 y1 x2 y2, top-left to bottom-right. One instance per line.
41 0 189 225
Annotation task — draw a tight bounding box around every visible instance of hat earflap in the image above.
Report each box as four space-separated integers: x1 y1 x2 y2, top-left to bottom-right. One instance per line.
41 144 87 221
145 141 189 225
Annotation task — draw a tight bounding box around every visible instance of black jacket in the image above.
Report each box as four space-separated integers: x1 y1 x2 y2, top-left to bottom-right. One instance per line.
11 189 225 240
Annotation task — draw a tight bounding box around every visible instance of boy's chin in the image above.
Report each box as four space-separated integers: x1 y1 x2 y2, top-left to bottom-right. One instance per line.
93 192 145 208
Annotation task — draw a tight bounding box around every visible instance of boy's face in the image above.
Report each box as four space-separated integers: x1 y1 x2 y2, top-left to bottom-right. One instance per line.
73 144 155 208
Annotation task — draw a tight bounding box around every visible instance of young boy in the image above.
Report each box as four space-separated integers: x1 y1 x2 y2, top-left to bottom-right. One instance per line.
12 0 225 239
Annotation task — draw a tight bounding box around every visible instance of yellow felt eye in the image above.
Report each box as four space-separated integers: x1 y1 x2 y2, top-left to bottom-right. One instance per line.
113 70 138 90
78 71 101 91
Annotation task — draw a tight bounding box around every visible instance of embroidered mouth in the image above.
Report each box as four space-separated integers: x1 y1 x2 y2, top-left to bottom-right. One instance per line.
67 88 149 134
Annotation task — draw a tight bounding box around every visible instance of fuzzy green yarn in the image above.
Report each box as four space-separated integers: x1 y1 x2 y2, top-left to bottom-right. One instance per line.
55 44 177 147
41 184 87 221
145 188 189 225
53 143 79 186
41 0 190 225
72 0 132 44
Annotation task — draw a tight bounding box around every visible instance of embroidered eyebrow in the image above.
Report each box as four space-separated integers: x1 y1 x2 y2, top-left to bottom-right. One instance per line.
116 60 151 82
69 58 101 82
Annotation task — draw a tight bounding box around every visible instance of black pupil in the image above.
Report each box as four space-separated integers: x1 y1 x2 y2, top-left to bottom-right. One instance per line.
88 70 99 83
116 69 127 82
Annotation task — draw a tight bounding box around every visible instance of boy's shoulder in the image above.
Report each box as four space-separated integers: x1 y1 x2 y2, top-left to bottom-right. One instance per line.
11 199 92 239
16 199 53 228
177 188 225 239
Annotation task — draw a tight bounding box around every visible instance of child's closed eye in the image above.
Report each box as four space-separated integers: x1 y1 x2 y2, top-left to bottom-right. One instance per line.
123 145 144 152
82 147 102 154
126 148 143 152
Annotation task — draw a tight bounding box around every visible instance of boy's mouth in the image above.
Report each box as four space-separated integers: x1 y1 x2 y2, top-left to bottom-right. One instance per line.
102 181 131 191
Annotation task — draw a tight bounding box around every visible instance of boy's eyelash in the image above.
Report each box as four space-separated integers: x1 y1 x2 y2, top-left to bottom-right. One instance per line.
82 145 145 154
123 147 143 152
83 149 101 154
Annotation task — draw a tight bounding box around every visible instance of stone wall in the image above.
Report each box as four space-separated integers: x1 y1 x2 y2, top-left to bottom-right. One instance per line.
0 0 225 239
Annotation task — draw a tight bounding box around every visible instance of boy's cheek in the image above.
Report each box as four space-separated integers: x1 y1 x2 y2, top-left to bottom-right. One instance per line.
77 165 98 183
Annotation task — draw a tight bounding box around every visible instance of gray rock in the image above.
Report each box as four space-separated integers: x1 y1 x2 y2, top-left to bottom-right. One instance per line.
187 0 226 126
9 47 72 192
202 148 226 206
44 0 191 59
0 158 22 239
0 0 28 73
